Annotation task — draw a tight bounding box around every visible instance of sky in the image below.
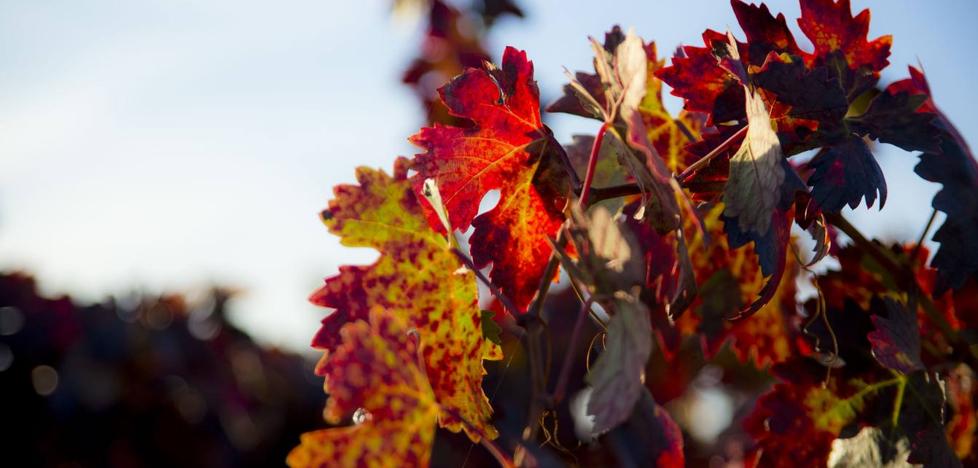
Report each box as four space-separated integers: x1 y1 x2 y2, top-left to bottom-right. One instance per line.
1 0 975 352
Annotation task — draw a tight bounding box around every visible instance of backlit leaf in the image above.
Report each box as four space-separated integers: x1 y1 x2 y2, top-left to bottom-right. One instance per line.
723 89 786 236
411 47 567 310
586 293 653 435
289 308 438 468
796 0 892 76
311 161 502 440
807 135 887 211
867 298 924 374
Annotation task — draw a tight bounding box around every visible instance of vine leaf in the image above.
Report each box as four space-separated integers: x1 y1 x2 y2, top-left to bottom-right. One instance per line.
731 0 801 65
718 87 803 319
555 207 654 435
796 0 892 76
827 426 911 467
310 160 502 440
605 390 685 467
586 293 653 436
288 308 439 467
662 204 804 367
806 135 887 212
867 298 924 374
847 88 938 153
655 29 744 124
744 358 893 467
745 381 856 466
411 47 566 310
723 89 785 236
891 66 978 293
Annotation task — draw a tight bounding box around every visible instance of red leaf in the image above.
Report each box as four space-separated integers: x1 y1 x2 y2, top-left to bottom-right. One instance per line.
797 0 892 73
730 0 802 65
411 47 567 310
656 31 745 125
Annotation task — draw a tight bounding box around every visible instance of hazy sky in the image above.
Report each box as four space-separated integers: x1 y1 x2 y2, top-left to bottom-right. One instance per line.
1 0 975 351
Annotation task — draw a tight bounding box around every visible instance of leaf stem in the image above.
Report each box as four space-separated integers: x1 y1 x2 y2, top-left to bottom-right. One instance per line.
480 438 516 468
578 122 609 207
584 124 747 205
675 124 747 184
910 208 938 263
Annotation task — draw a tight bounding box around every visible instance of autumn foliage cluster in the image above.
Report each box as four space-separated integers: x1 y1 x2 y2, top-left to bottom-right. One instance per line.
292 1 978 466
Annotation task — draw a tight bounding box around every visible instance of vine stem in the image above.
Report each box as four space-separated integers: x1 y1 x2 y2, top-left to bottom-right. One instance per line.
516 121 610 465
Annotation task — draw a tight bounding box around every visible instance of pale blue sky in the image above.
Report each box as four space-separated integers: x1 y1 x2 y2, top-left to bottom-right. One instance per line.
1 0 975 350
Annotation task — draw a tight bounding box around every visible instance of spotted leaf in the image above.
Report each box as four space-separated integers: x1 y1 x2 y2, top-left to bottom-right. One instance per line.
289 308 439 468
311 160 502 440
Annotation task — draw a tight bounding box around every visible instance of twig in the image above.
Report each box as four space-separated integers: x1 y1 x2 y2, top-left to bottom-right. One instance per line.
675 124 747 184
910 208 938 263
